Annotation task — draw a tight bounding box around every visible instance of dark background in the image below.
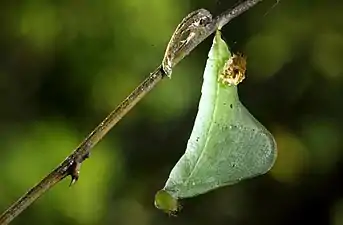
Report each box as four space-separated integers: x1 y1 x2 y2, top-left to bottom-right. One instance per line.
1 0 343 224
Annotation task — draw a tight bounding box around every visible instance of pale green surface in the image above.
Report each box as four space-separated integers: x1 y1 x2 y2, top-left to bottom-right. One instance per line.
161 31 277 199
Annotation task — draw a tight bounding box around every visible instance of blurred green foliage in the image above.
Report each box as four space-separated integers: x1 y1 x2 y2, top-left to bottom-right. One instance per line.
0 0 343 225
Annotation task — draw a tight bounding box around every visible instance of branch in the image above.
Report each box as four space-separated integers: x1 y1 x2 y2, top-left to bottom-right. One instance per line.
0 1 263 224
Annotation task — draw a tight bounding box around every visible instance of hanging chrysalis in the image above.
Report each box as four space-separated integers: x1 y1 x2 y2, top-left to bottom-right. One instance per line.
155 30 277 214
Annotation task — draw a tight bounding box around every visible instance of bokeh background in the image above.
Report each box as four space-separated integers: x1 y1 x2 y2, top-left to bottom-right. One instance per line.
1 0 343 224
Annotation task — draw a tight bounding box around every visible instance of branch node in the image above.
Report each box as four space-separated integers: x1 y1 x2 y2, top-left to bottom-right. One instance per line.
68 152 90 186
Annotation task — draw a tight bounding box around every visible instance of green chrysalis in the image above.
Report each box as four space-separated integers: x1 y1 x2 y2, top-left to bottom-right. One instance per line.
155 30 277 214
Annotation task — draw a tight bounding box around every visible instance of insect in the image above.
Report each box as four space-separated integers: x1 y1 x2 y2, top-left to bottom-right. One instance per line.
219 53 247 85
161 9 212 78
155 30 277 207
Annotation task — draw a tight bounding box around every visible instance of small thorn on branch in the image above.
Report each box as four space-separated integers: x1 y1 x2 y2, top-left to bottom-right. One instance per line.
68 152 91 186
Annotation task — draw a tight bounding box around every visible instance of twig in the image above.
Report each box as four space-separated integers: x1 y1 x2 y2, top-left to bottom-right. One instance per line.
0 0 263 224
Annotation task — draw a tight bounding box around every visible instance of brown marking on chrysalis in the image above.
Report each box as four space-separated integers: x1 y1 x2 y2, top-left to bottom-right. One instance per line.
219 53 247 85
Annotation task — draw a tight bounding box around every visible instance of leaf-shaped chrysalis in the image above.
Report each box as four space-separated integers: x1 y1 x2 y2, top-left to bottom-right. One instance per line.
155 30 277 214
